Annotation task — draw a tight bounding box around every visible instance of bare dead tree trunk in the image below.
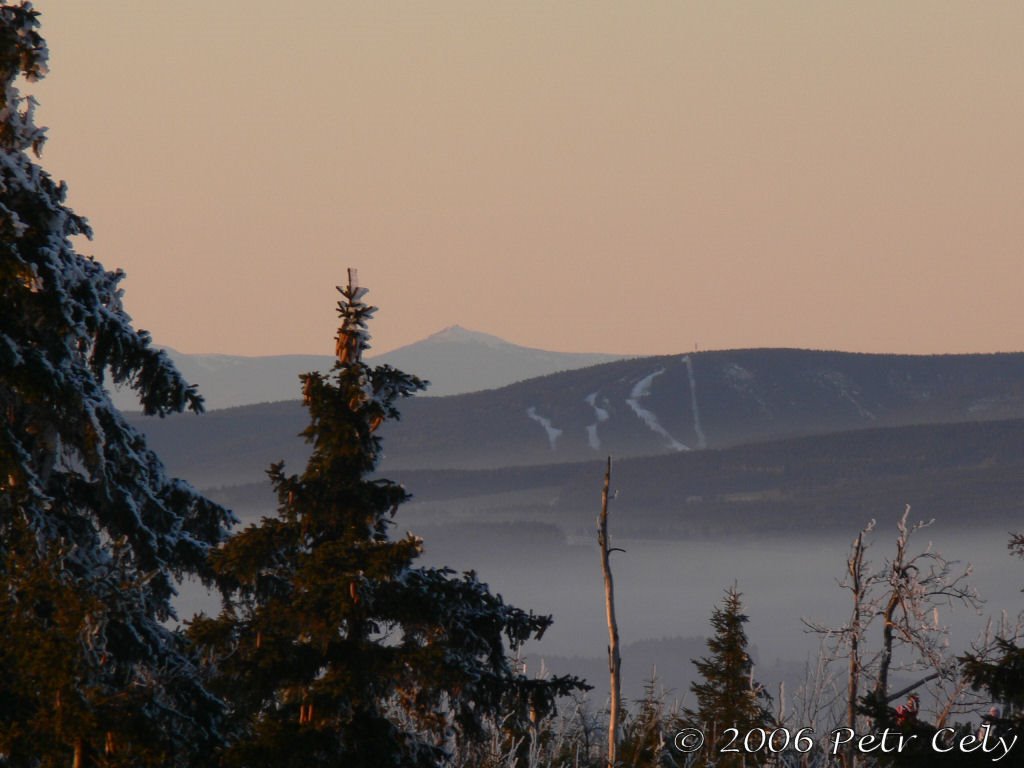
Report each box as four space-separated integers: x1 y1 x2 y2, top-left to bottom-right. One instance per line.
73 738 84 768
875 509 911 706
808 509 980 767
598 457 621 768
842 520 874 768
846 526 867 739
876 590 901 703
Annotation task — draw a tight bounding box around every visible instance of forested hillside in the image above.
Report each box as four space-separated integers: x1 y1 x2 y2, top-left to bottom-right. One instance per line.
206 417 1024 538
128 349 1024 487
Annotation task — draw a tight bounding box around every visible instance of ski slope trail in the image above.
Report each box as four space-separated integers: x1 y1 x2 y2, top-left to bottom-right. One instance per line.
625 369 689 451
682 355 707 449
526 406 563 450
584 391 610 450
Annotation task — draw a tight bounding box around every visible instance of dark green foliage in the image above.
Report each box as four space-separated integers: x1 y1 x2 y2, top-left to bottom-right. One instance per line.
0 4 233 765
685 586 773 768
959 532 1024 760
191 277 585 767
963 636 1024 722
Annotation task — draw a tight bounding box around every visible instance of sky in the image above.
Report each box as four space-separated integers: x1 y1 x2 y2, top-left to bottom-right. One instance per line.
28 2 1024 357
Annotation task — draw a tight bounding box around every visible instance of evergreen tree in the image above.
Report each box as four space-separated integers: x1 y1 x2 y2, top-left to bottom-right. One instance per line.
685 586 773 768
0 4 233 765
618 675 683 768
961 533 1024 738
190 272 584 768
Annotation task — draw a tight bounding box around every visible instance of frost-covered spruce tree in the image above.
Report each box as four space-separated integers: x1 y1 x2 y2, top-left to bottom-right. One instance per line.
0 4 233 766
190 272 584 768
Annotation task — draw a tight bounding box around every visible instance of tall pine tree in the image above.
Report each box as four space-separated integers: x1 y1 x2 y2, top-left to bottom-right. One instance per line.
0 4 233 765
190 272 584 768
685 586 773 768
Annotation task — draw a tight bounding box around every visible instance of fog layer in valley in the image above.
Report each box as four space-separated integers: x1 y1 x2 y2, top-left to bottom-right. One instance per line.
414 524 1018 659
177 519 1022 706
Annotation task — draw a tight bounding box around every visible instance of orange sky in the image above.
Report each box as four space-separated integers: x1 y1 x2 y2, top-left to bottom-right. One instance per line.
29 2 1024 356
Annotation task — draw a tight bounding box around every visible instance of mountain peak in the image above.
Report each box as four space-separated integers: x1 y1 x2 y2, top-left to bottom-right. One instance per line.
424 325 511 348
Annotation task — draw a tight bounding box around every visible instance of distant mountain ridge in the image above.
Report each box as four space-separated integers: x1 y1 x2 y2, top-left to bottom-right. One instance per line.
126 348 1024 488
111 350 334 413
109 327 624 410
369 325 624 396
378 348 1024 469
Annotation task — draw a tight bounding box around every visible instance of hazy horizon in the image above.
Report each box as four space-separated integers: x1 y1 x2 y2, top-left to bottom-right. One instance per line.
30 2 1024 358
165 328 1022 361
